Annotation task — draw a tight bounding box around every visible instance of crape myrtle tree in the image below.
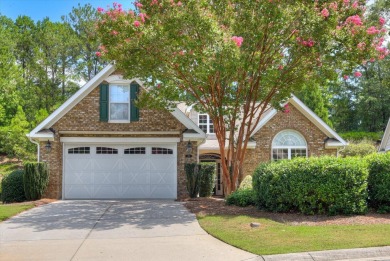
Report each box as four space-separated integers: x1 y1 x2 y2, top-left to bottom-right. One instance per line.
96 0 388 195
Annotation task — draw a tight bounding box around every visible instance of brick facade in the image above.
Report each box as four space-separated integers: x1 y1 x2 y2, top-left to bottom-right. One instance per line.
242 102 337 177
40 86 195 199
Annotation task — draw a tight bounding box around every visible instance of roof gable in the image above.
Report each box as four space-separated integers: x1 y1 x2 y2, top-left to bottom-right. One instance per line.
252 95 347 146
28 64 205 140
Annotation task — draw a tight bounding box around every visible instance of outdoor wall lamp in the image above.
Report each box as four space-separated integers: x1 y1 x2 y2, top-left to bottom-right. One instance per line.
185 140 193 158
45 140 52 153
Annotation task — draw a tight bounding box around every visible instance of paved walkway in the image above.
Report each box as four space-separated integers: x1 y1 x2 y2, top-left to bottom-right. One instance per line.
0 200 255 261
1 200 390 261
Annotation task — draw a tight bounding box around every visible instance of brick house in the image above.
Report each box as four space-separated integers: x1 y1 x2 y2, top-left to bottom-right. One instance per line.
28 64 347 199
379 118 390 152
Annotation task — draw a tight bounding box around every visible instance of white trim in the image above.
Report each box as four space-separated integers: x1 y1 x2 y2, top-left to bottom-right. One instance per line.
28 64 206 142
29 64 116 137
290 95 347 145
62 143 65 200
171 108 206 137
198 114 214 134
109 84 130 122
252 109 278 135
271 129 308 161
379 118 390 152
252 95 347 146
60 137 180 143
58 130 181 135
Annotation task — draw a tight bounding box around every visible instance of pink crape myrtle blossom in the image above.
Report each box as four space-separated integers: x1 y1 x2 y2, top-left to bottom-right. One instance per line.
231 36 243 47
297 37 315 47
135 2 143 8
97 7 104 13
110 30 119 35
177 1 183 6
95 51 102 57
354 71 362 77
367 26 380 35
343 75 349 80
379 17 386 26
346 15 363 26
139 13 147 22
321 8 329 18
343 0 350 5
329 2 338 11
150 0 159 5
351 1 358 9
357 42 366 51
283 104 290 114
134 20 141 27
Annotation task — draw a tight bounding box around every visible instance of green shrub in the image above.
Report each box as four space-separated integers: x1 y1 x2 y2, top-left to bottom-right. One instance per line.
239 175 253 190
185 163 201 198
1 170 26 203
366 153 390 213
226 189 256 207
340 140 377 158
253 157 368 215
23 162 49 200
199 163 216 197
339 131 383 142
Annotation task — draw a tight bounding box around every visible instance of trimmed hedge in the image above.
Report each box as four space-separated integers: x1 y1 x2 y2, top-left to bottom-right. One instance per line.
199 163 216 197
239 175 253 190
253 157 368 215
1 170 26 203
340 140 377 158
23 162 49 200
366 153 390 213
339 131 383 142
185 163 201 198
226 189 256 207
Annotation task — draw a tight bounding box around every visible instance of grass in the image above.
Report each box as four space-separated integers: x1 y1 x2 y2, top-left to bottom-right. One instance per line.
0 204 34 222
198 215 390 255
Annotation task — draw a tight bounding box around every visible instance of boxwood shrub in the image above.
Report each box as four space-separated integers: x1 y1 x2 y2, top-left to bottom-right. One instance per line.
199 163 216 197
1 170 26 203
252 157 368 215
226 189 256 207
23 162 49 200
366 153 390 213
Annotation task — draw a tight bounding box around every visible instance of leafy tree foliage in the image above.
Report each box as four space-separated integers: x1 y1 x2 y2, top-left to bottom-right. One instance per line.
96 0 388 194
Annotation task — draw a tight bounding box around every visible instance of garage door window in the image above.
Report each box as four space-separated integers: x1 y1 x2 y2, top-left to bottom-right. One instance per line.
68 147 90 154
96 147 118 154
152 147 173 154
124 147 146 154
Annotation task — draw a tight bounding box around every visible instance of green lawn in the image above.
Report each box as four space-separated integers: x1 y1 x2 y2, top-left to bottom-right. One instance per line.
198 215 390 255
0 204 34 222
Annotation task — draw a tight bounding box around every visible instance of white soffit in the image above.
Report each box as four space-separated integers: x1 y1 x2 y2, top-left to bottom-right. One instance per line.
252 95 347 146
28 63 206 140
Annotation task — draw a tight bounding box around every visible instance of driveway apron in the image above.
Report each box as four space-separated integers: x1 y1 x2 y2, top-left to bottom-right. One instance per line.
0 200 255 261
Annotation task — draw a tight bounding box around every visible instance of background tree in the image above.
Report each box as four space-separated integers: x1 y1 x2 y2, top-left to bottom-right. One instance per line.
97 0 388 194
62 4 106 81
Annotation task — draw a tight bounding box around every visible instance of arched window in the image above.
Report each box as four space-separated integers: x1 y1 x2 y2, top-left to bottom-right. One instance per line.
272 130 307 161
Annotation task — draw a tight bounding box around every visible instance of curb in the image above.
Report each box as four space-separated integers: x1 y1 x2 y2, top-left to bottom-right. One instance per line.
246 246 390 261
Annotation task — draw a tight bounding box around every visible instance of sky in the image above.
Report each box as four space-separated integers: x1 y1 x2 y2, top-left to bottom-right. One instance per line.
0 0 132 21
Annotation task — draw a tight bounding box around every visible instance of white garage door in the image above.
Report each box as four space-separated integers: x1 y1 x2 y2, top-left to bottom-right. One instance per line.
63 144 177 199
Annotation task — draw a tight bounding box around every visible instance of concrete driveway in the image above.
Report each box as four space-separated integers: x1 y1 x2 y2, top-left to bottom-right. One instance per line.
0 200 255 261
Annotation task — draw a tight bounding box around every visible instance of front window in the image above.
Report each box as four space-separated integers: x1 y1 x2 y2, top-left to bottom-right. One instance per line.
272 130 307 161
109 84 130 121
198 114 214 134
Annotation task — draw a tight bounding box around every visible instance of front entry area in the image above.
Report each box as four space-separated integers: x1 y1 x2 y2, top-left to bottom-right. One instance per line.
63 143 177 199
200 153 223 196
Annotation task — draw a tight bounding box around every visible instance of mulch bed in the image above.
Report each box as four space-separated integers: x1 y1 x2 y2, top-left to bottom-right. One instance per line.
2 198 57 207
183 197 390 226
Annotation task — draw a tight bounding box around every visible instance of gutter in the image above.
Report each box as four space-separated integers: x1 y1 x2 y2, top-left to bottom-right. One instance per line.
27 135 40 162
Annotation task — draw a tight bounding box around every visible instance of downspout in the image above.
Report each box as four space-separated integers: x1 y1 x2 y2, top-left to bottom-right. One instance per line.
28 136 40 162
337 145 347 158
